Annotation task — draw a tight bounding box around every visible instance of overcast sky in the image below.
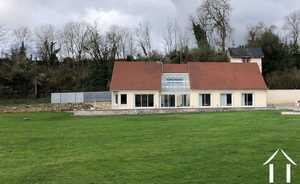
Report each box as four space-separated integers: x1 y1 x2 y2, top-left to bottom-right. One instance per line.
1 0 300 50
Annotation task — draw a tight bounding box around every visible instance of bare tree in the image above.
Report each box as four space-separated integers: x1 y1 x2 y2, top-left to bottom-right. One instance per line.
13 25 32 44
163 18 180 54
283 10 300 54
245 22 266 47
245 22 277 47
0 25 9 57
118 27 136 60
196 0 233 54
35 24 60 68
163 18 192 63
0 25 6 41
103 25 122 70
85 18 103 67
12 24 33 57
178 27 192 63
135 20 152 58
63 20 88 61
61 20 88 74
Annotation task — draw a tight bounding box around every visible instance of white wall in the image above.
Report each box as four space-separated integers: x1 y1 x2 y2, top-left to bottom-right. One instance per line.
190 90 267 108
267 90 300 104
111 89 267 109
228 55 262 73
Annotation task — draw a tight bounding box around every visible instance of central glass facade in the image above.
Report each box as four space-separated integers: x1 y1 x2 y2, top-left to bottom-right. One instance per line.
161 74 190 92
161 73 191 107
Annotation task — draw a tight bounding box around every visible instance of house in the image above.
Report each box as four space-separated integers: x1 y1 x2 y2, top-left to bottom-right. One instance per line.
110 60 267 109
227 48 264 73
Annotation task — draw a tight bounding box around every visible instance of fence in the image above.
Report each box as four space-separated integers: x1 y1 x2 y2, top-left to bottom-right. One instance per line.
51 92 111 103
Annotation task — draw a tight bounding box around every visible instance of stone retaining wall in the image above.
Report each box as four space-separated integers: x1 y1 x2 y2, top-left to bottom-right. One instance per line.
0 102 111 113
74 107 274 116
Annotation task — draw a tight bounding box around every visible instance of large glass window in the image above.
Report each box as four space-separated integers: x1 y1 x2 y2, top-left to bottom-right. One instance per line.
121 94 127 104
199 94 211 106
242 93 253 106
135 94 154 107
148 95 154 107
220 94 232 106
161 74 190 92
142 95 147 107
162 94 190 107
177 94 190 107
162 94 175 107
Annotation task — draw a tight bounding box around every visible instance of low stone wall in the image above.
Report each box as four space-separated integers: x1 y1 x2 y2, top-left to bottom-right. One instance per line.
74 107 274 116
0 102 111 113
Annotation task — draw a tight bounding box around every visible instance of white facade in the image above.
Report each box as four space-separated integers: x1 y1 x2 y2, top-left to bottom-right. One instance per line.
112 90 160 109
227 51 262 73
111 89 267 109
190 90 267 108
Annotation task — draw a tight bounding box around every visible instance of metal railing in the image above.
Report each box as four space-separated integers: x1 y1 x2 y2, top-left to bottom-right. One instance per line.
51 92 111 103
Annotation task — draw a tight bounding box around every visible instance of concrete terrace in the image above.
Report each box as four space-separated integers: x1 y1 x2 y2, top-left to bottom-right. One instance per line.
74 107 274 116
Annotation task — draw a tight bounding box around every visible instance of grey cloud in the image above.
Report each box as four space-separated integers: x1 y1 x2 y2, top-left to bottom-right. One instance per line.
1 0 300 48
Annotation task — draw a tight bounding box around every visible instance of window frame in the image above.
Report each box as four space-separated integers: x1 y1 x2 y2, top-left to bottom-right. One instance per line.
134 93 155 108
199 93 212 107
161 93 190 108
114 94 118 105
220 93 233 107
241 93 254 107
120 94 127 105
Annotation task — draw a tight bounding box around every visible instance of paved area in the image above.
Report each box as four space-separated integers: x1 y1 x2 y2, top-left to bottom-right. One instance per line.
282 111 300 115
267 102 300 110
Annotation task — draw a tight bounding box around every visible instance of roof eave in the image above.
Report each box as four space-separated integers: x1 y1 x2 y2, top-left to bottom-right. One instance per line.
110 89 161 91
231 56 264 58
190 88 268 90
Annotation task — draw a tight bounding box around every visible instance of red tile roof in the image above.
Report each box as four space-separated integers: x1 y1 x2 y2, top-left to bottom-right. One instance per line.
110 61 162 90
163 64 188 73
188 62 267 89
110 61 267 90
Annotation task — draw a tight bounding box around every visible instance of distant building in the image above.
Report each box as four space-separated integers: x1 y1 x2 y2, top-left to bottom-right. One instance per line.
227 48 264 73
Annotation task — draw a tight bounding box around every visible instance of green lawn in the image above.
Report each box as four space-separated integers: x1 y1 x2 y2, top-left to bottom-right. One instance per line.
0 97 51 104
0 111 299 184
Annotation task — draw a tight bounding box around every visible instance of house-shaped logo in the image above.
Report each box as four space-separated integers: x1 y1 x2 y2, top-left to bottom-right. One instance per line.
263 149 296 183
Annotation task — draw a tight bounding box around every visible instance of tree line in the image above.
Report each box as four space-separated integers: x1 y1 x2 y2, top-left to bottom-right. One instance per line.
1 0 300 99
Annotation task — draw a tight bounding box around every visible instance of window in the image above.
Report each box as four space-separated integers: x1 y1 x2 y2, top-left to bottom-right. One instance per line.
161 74 190 93
220 93 232 106
177 94 190 107
162 94 175 107
162 94 190 107
135 95 141 107
243 58 250 63
121 94 127 105
199 94 211 106
114 94 118 105
242 93 253 106
135 94 154 107
167 79 183 84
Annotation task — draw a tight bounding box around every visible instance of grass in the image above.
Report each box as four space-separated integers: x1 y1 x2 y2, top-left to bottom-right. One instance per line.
0 97 51 104
0 111 300 183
